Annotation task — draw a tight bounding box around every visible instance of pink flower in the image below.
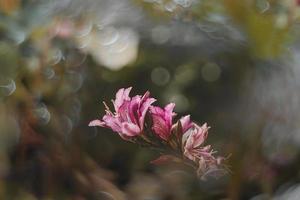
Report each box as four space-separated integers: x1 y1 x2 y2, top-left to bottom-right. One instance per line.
89 87 156 139
150 103 176 141
89 87 227 179
182 123 212 161
182 123 225 177
182 123 217 162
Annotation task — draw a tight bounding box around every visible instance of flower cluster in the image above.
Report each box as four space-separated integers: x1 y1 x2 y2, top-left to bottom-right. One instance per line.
89 87 227 178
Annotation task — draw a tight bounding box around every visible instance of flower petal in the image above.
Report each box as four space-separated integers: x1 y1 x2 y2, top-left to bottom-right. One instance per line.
164 103 175 121
150 104 175 140
102 115 122 133
88 119 105 127
150 106 165 116
192 123 209 147
151 112 170 140
139 93 156 129
128 95 141 124
121 122 141 137
180 115 193 133
114 87 132 112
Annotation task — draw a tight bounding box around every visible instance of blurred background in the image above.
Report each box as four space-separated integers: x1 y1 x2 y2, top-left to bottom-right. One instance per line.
1 0 300 199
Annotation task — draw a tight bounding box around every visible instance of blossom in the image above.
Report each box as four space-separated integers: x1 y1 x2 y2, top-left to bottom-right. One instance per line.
182 123 210 161
150 103 176 141
182 123 224 177
89 87 227 179
89 87 156 139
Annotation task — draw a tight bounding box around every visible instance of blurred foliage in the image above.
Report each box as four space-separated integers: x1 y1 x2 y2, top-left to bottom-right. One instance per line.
0 0 300 199
0 0 20 15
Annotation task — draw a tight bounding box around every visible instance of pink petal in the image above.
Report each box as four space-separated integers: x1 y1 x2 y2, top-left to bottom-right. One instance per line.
184 148 196 161
182 128 193 144
185 129 196 150
102 115 122 133
141 91 150 100
139 96 156 129
164 103 175 113
151 113 170 140
114 87 132 112
118 100 130 122
88 119 105 127
164 103 175 128
180 115 193 133
193 123 209 147
150 106 165 116
121 122 141 137
128 95 141 124
150 104 175 140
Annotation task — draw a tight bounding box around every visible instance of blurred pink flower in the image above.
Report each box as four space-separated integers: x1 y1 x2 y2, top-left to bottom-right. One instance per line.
183 123 211 161
182 123 224 176
89 87 156 139
150 103 176 141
